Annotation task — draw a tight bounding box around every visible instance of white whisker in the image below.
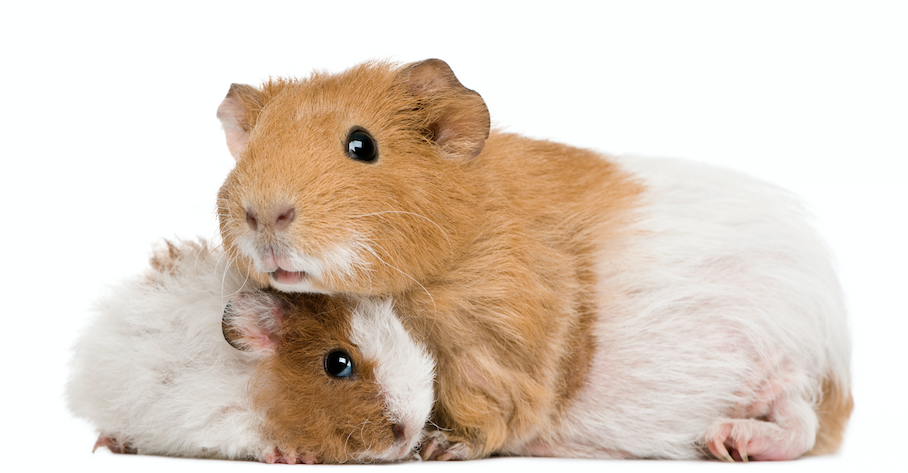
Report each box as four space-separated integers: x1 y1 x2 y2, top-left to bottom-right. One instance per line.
350 210 454 260
343 419 372 464
360 242 438 334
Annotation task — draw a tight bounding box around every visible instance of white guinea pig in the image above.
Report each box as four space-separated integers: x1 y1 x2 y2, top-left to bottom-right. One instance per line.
66 239 435 464
214 59 852 462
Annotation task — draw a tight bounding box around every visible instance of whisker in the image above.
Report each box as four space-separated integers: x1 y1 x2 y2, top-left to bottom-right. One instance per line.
360 242 438 334
350 210 454 260
426 417 451 432
343 420 371 464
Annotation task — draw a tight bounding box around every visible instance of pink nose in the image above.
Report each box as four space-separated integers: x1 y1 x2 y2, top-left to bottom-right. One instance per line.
245 206 295 232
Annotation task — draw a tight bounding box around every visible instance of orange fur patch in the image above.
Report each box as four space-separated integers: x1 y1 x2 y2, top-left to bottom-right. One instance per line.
808 375 854 455
393 132 644 456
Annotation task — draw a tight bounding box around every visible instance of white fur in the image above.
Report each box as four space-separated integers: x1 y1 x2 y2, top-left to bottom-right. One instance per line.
236 232 367 294
347 298 436 461
525 157 850 459
67 240 269 460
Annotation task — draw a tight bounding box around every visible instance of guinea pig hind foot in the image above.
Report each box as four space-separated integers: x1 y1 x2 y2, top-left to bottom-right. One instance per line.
705 418 797 462
702 381 822 462
703 409 815 461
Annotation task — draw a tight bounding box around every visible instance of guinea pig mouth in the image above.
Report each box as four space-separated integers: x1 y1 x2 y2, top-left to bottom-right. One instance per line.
271 268 306 285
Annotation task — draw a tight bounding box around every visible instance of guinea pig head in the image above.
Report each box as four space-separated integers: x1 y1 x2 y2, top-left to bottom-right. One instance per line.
223 290 436 463
216 59 490 294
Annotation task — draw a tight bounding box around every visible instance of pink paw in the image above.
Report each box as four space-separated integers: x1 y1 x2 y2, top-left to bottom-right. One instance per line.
93 435 137 454
704 418 803 462
419 431 469 461
258 446 317 464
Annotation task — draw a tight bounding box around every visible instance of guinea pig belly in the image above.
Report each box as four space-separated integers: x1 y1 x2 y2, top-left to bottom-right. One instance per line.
67 239 270 461
521 157 851 461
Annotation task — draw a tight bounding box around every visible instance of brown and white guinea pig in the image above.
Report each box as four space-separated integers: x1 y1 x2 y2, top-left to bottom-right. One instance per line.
66 238 435 464
215 59 853 461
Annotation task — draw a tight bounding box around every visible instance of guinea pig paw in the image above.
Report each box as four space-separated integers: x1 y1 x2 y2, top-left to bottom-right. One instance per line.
258 446 316 464
704 418 792 462
419 432 468 461
93 435 136 454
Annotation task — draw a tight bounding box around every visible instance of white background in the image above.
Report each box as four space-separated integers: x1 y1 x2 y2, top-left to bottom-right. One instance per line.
2 1 905 472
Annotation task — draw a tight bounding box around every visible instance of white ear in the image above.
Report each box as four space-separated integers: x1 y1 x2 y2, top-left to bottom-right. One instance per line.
216 96 249 161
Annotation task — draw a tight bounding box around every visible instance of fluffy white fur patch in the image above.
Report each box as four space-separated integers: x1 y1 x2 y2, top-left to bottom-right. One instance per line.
528 157 850 459
347 297 436 460
67 240 269 460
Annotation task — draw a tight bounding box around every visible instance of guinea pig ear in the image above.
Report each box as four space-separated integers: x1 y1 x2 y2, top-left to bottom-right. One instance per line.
222 291 286 356
399 59 491 160
216 83 263 161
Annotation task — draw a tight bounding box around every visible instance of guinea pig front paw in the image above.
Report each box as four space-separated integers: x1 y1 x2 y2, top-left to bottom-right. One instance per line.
258 446 317 464
93 435 136 454
418 431 470 461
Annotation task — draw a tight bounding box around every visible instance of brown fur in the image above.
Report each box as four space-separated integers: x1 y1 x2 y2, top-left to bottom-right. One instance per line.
808 375 854 455
217 60 644 458
227 291 397 463
217 61 492 294
146 239 212 283
388 133 643 456
148 240 183 275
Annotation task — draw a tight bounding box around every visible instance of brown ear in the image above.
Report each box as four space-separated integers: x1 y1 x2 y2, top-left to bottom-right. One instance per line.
222 291 286 356
216 83 263 161
400 59 490 160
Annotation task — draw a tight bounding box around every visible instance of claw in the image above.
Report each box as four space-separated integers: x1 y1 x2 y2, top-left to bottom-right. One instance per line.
737 440 749 463
709 438 735 462
437 452 455 461
93 435 136 454
420 441 437 461
92 435 110 453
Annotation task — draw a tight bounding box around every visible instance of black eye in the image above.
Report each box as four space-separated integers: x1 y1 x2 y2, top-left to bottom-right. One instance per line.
324 350 354 378
347 130 377 163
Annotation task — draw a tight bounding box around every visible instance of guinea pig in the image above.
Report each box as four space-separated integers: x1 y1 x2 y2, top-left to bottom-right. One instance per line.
67 238 435 464
214 59 852 461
